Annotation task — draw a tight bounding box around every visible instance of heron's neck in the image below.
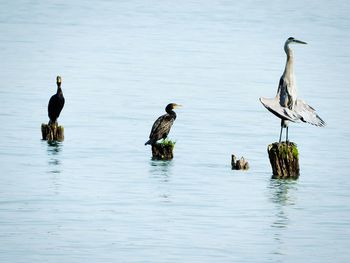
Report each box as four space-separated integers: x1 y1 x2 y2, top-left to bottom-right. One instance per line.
284 44 294 77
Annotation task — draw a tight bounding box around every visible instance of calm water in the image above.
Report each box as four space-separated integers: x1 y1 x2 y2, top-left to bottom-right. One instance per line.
1 0 350 262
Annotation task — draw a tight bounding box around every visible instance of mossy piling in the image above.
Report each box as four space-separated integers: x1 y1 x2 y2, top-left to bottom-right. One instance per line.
151 139 175 160
268 142 299 179
41 123 64 141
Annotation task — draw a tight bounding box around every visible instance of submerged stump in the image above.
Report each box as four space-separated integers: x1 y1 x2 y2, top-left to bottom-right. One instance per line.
151 140 175 160
268 142 299 179
231 154 249 170
41 123 64 141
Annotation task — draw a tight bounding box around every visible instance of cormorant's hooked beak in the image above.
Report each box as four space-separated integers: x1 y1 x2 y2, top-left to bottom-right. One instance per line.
293 39 307 45
56 75 62 85
173 104 182 109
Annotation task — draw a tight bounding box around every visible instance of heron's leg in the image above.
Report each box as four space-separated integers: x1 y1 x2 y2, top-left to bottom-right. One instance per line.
279 126 283 143
286 126 289 142
279 120 285 143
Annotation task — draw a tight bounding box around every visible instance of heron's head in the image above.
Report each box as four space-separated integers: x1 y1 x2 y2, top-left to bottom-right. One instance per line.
286 37 307 45
56 76 62 86
166 103 182 112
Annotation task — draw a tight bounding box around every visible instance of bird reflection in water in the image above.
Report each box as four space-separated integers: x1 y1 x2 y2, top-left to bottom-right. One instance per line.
269 179 298 257
47 141 62 174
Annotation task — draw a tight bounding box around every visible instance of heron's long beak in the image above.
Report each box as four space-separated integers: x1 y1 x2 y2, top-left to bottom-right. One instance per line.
174 104 183 108
294 39 307 44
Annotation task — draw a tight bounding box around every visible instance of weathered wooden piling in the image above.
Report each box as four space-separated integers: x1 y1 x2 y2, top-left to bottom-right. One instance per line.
268 142 299 179
151 140 175 160
231 154 249 170
41 123 64 141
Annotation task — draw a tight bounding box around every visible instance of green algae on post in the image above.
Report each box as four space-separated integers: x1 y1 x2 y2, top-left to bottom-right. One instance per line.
268 142 299 179
151 139 175 160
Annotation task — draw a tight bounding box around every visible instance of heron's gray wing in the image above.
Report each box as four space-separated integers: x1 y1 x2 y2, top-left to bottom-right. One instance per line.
260 97 300 121
294 99 326 127
277 77 295 110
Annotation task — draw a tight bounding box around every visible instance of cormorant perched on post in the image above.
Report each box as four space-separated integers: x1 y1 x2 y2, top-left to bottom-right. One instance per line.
145 103 182 145
260 37 325 142
48 76 65 125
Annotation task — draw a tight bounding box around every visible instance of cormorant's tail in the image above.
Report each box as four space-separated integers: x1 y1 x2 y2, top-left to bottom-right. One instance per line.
145 139 153 145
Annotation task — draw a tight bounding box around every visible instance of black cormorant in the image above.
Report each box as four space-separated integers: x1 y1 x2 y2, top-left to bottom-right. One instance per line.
48 76 65 125
145 103 181 145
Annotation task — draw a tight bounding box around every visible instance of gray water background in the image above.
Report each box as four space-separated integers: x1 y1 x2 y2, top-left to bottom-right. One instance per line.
0 0 350 262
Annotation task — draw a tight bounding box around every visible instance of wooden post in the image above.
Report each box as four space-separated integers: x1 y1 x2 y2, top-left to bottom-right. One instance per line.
41 123 64 141
268 142 299 179
151 140 175 160
231 154 249 170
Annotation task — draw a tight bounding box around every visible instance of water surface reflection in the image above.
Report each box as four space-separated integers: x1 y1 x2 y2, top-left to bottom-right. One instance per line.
46 141 63 175
149 159 173 182
149 160 173 202
268 179 299 257
269 179 298 206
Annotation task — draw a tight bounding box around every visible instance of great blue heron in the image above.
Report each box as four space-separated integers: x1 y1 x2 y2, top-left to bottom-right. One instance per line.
260 37 325 142
145 103 182 145
48 76 65 125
